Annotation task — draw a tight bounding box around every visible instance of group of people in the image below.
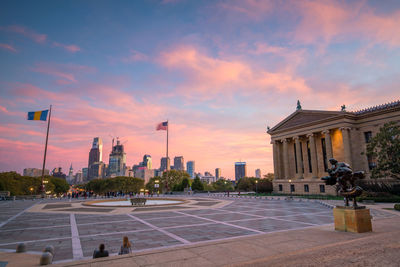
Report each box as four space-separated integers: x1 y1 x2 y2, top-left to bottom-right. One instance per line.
93 236 132 259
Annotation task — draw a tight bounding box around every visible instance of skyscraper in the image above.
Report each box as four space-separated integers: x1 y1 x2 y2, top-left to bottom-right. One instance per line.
142 154 152 169
88 137 103 179
255 169 261 178
160 157 170 171
174 156 184 171
215 168 221 179
235 162 247 181
108 139 126 177
187 161 195 178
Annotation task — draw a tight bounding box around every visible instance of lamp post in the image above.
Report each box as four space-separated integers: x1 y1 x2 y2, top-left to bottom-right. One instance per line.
154 179 159 196
255 180 258 195
288 179 292 199
30 187 34 195
140 188 144 196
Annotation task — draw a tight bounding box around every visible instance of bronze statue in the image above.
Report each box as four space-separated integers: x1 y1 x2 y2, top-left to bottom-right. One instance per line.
321 158 364 207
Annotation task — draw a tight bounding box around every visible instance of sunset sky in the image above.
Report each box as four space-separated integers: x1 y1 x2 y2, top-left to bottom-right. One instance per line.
1 0 400 179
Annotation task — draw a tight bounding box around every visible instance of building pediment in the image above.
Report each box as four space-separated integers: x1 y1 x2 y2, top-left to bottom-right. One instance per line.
269 110 345 133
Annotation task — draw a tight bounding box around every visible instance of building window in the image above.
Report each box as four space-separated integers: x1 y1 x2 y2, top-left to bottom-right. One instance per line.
319 185 325 193
307 141 312 173
321 138 328 172
290 184 295 192
304 184 309 192
364 131 372 143
294 143 298 173
278 184 283 191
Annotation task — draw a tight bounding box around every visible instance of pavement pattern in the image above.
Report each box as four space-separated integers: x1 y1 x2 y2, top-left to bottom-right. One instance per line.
0 197 396 264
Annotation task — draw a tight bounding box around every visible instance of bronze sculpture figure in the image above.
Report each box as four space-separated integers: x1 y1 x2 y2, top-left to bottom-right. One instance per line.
321 158 364 207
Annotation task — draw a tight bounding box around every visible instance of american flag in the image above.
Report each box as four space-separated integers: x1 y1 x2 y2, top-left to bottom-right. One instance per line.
156 121 168 131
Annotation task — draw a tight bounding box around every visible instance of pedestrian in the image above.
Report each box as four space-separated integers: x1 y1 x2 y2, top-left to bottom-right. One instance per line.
119 236 132 255
93 244 109 259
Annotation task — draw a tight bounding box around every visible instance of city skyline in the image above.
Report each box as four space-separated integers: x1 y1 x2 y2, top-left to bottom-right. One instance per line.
1 1 400 178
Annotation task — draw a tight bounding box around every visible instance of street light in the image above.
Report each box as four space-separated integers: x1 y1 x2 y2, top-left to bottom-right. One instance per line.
29 187 34 195
255 180 258 195
288 179 292 199
154 179 159 196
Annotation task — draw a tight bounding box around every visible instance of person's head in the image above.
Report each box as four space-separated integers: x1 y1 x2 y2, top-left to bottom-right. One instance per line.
99 244 105 252
329 158 338 165
123 236 131 248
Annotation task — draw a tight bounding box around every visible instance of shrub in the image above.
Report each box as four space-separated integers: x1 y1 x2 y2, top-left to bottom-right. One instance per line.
394 204 400 211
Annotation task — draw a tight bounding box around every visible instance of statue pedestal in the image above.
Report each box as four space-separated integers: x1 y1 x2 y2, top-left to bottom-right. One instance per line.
333 206 372 233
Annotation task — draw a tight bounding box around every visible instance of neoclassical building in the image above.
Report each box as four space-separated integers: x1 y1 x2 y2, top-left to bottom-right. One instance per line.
267 101 400 195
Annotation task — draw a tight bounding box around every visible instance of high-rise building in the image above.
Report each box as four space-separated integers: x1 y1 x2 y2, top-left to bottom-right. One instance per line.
187 161 195 178
235 162 247 181
215 168 221 179
82 168 88 180
23 168 49 177
67 164 74 184
160 157 170 171
142 155 152 169
255 169 261 178
88 137 103 179
174 156 184 171
108 139 127 177
89 162 105 180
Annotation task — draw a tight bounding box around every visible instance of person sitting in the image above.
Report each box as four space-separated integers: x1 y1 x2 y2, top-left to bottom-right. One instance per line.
119 236 132 255
93 243 109 259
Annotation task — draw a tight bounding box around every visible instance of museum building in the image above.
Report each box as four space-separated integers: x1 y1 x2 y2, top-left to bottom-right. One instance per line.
267 100 400 195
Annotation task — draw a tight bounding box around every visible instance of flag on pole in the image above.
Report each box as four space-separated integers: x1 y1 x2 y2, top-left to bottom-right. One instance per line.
156 121 168 131
27 110 49 121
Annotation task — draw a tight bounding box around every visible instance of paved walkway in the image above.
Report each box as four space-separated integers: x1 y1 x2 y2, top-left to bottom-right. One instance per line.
0 196 399 266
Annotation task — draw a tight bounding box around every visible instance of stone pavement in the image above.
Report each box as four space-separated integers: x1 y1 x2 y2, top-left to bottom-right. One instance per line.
0 196 398 266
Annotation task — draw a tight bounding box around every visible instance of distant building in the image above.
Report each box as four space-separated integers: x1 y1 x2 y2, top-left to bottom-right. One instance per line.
82 168 88 179
52 167 66 180
88 137 103 179
134 169 155 184
215 168 221 179
74 171 83 184
160 157 170 171
67 164 74 184
187 161 195 178
108 139 127 177
235 162 247 181
142 155 152 169
199 173 216 184
23 168 49 177
255 169 261 178
174 156 184 171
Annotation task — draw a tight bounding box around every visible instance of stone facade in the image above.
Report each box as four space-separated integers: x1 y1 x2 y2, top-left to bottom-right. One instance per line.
267 101 400 195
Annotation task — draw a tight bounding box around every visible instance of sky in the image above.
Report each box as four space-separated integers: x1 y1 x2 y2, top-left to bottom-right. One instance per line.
0 0 400 179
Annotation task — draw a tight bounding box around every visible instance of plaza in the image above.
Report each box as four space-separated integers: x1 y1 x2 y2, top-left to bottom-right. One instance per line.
0 196 399 266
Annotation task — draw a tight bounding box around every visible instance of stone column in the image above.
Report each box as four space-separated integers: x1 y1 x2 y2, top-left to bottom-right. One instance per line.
271 140 280 180
294 136 303 179
307 133 318 179
322 129 333 161
282 139 290 179
341 127 353 167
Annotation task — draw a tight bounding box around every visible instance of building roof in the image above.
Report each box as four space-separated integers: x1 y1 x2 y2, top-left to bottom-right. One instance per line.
351 100 400 115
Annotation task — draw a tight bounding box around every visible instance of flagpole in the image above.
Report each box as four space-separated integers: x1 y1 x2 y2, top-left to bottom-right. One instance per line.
166 120 169 170
41 105 52 198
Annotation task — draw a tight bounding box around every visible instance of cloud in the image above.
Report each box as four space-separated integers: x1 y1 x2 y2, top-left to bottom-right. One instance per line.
0 43 17 53
218 0 274 21
53 42 81 53
0 25 47 43
158 45 310 98
122 50 148 63
292 1 400 47
31 62 96 83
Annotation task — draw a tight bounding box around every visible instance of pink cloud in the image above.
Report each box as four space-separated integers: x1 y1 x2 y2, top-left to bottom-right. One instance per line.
53 42 81 53
31 63 96 83
158 46 310 97
122 50 148 63
8 83 64 102
218 0 274 21
293 1 400 47
0 43 17 53
0 25 47 43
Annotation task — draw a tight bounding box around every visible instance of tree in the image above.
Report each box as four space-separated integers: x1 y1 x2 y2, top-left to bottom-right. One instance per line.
212 179 234 191
366 122 400 179
161 170 190 192
191 176 204 191
49 177 69 195
263 173 274 180
145 176 164 193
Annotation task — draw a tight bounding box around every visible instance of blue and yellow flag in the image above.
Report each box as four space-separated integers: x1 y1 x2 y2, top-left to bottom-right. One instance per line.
27 110 49 121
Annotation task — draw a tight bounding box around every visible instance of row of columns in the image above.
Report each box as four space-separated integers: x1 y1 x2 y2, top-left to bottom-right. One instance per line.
271 127 352 180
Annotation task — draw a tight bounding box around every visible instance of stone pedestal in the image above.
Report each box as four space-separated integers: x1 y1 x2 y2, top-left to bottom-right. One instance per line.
333 206 372 233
